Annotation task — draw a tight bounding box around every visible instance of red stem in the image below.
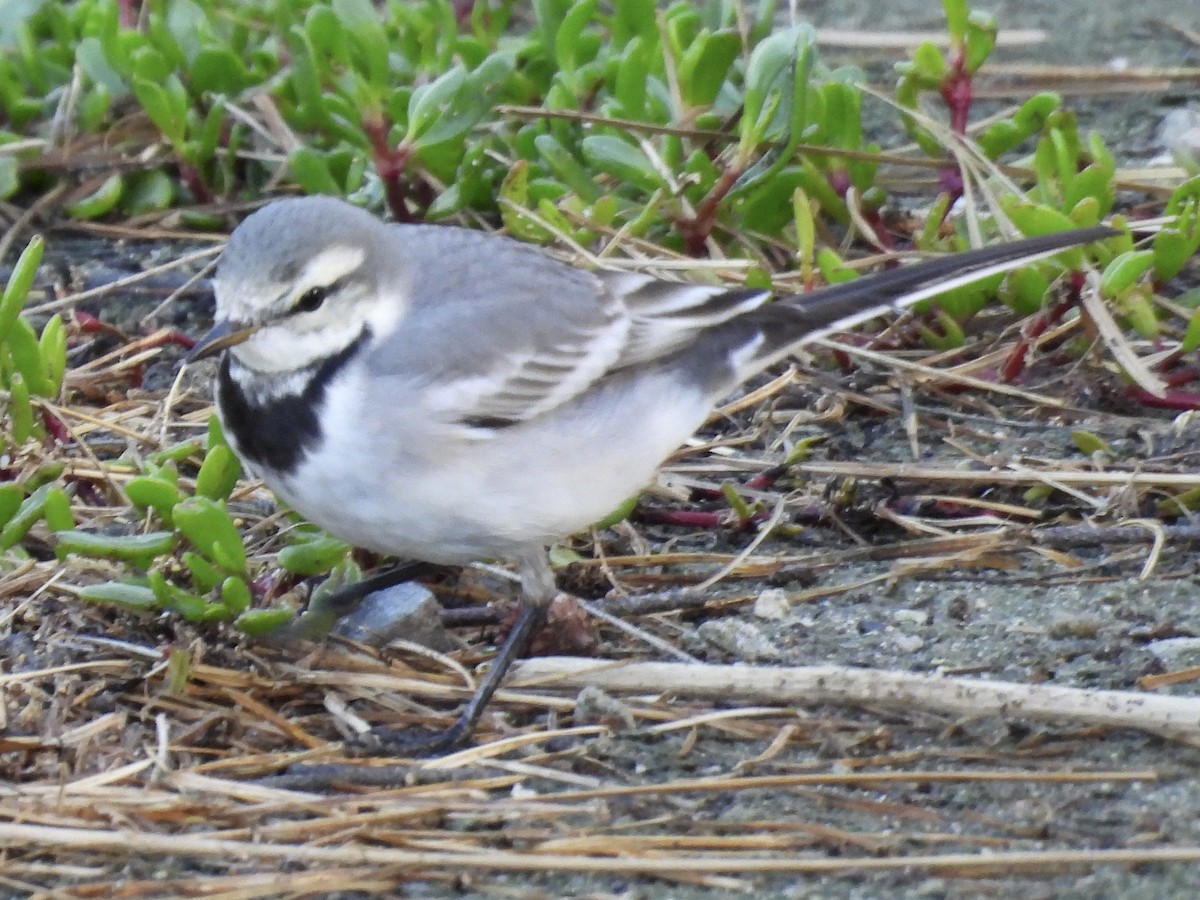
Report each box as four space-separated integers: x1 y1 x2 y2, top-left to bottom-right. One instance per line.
677 164 743 256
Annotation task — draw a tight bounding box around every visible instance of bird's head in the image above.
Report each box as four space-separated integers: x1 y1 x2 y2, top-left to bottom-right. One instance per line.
189 196 407 373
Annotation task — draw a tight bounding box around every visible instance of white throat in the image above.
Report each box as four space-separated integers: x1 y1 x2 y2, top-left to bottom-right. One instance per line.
232 318 367 374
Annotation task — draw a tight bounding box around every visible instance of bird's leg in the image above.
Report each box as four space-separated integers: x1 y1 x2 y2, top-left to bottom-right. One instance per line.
371 550 555 756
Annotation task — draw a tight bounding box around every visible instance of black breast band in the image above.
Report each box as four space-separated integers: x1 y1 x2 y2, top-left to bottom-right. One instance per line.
217 332 368 473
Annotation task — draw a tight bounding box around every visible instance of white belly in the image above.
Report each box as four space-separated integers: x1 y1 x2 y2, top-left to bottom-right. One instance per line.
265 366 712 564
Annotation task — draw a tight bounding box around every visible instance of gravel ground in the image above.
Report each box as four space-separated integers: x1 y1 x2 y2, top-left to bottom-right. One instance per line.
6 1 1200 896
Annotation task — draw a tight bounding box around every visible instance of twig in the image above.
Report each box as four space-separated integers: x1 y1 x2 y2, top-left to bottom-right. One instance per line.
3 822 1200 876
793 461 1200 489
509 658 1200 740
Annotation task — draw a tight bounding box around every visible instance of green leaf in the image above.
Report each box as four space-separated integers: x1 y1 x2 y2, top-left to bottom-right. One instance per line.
977 120 1022 159
580 135 664 192
64 173 124 220
289 148 341 196
304 5 348 68
1063 165 1114 218
53 529 177 565
332 0 390 87
816 247 856 284
793 187 816 279
149 570 217 622
1013 92 1061 131
742 25 815 144
1003 201 1077 235
184 551 224 593
7 372 34 444
189 45 247 96
1181 310 1200 354
206 415 228 451
406 65 467 141
194 443 242 501
963 10 997 73
499 160 553 242
132 75 187 147
591 494 638 531
535 133 603 202
0 154 18 200
76 36 127 97
1099 250 1154 298
1072 430 1112 456
678 30 741 107
122 170 175 215
221 576 252 614
126 473 182 523
554 0 599 77
0 483 52 550
164 0 210 65
78 582 160 612
173 496 246 574
0 485 22 530
911 41 946 83
1165 175 1200 218
41 488 74 532
165 649 191 694
6 316 52 396
235 607 294 636
1119 287 1158 338
943 0 968 44
277 535 351 575
611 37 649 119
149 439 203 466
284 26 330 130
0 235 44 348
129 45 171 85
999 266 1051 316
612 0 657 45
1159 487 1200 517
1153 215 1200 282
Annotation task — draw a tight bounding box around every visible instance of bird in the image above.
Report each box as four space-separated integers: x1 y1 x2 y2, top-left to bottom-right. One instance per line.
188 194 1115 752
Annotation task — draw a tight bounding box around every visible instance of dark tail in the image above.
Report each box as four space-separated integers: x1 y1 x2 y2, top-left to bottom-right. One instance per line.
689 224 1118 394
773 224 1117 336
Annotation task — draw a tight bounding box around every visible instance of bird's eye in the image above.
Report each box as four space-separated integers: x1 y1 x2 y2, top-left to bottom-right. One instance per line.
295 286 328 313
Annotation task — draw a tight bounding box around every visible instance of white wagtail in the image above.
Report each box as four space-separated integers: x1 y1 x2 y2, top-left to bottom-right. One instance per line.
188 195 1115 751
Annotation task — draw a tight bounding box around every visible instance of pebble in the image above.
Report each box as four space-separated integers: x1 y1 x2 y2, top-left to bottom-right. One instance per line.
1047 614 1103 640
697 618 782 662
753 587 791 620
893 633 925 653
574 685 637 731
333 581 451 650
1145 637 1200 669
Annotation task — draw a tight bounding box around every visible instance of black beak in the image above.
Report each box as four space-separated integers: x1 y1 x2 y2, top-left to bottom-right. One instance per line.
187 320 262 363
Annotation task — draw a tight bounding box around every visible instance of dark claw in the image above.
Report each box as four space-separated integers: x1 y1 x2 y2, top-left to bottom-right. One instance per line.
356 600 550 756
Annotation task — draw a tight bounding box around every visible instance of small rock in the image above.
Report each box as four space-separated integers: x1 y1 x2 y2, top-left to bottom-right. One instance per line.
333 581 450 650
893 633 925 654
1145 637 1200 670
945 595 971 622
574 685 637 731
892 608 928 627
1047 614 1103 640
0 633 41 672
697 618 782 662
1158 106 1200 172
753 588 791 620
